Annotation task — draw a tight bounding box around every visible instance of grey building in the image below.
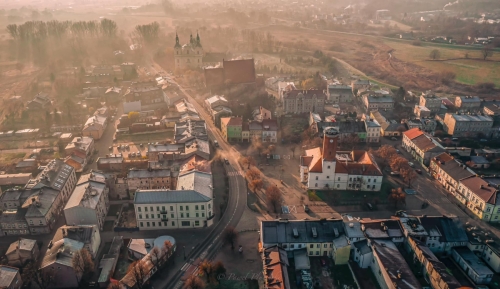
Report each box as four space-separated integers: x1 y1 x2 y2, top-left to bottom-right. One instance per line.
327 84 352 103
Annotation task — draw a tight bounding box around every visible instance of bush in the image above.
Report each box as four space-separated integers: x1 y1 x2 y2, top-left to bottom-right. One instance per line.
439 71 456 84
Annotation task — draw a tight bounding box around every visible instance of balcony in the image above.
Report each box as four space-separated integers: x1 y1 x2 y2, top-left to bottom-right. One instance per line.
160 210 167 214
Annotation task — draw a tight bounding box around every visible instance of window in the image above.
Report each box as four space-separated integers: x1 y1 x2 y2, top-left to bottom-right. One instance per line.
327 176 330 179
330 244 332 248
146 214 149 218
283 244 287 249
180 206 183 211
291 244 295 249
138 207 142 212
195 205 199 210
337 184 340 188
156 206 160 211
195 220 200 226
317 244 320 248
327 166 330 169
315 251 319 256
181 213 184 218
150 207 153 212
145 207 148 212
209 204 211 209
337 177 340 181
163 221 167 226
162 206 165 211
310 244 314 248
147 222 150 227
196 213 199 217
172 221 175 226
152 222 155 227
309 251 313 256
170 206 174 211
157 214 160 218
187 213 190 218
316 176 318 180
324 244 328 248
140 222 144 227
186 206 189 210
139 214 142 219
202 213 205 217
298 244 302 248
171 214 175 218
181 221 190 227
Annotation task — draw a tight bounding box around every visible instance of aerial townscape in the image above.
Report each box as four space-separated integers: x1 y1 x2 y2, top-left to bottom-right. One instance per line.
2 0 500 289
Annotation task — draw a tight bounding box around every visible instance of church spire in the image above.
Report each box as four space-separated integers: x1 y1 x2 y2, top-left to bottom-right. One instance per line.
196 30 201 47
190 33 193 45
174 32 180 48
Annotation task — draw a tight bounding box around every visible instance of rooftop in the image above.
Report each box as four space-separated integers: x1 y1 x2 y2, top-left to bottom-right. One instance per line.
134 190 211 204
460 175 499 205
128 169 172 179
41 238 84 269
283 89 327 99
52 225 97 245
432 153 475 182
452 247 494 275
221 117 242 127
6 238 37 255
418 216 468 242
261 220 345 245
449 113 493 122
64 179 107 210
177 170 213 199
0 266 19 288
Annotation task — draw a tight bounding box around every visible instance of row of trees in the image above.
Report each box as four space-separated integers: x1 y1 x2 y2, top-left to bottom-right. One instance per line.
374 145 418 188
7 19 117 41
134 22 160 44
243 162 283 213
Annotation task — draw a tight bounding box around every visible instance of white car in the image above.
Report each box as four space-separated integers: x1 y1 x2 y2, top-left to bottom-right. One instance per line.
408 162 414 168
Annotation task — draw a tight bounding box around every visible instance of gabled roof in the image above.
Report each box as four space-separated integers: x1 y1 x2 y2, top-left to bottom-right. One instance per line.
460 175 499 205
0 266 19 288
403 128 424 140
6 238 37 255
432 153 475 182
221 117 242 127
411 135 444 153
418 216 468 242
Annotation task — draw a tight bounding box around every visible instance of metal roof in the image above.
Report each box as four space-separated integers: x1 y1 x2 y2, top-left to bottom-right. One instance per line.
261 220 345 244
134 190 211 204
177 171 213 199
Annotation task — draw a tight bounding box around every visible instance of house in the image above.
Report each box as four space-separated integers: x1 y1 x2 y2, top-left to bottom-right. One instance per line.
282 90 326 114
414 105 431 118
5 238 39 267
242 122 250 142
259 219 346 258
64 154 86 173
451 247 493 284
343 217 365 243
0 266 23 289
210 106 232 128
351 79 371 91
0 209 29 236
220 117 242 142
134 189 214 229
64 172 109 230
454 96 481 112
204 95 228 111
417 216 468 254
262 119 278 143
483 101 500 119
123 83 167 113
127 169 177 194
40 225 101 288
402 128 445 166
419 91 441 113
352 240 372 268
327 84 353 103
458 175 500 222
370 111 403 137
467 156 490 169
253 106 272 122
0 174 32 186
262 246 291 289
27 92 51 110
429 153 475 195
249 120 263 141
370 240 421 289
82 115 107 140
15 159 37 173
121 235 176 288
52 225 101 257
299 127 383 190
174 119 207 143
443 113 493 137
97 236 122 288
364 119 381 143
363 94 394 110
97 157 124 172
406 237 462 289
464 224 500 273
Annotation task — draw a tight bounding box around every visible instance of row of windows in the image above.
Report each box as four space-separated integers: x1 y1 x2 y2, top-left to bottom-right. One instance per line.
139 220 200 227
137 204 209 212
138 212 206 219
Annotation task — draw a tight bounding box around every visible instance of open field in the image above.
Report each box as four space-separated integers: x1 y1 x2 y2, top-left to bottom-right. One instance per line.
258 25 500 91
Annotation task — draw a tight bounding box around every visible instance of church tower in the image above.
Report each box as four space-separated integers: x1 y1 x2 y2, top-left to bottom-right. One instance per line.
322 127 339 162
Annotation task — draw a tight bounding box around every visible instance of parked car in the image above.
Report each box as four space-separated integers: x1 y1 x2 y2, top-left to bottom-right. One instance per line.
390 137 398 141
224 158 230 165
390 171 400 176
408 162 415 168
415 169 422 174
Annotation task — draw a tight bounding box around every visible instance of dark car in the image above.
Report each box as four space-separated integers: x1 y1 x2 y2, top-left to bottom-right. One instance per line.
415 169 422 174
224 158 230 165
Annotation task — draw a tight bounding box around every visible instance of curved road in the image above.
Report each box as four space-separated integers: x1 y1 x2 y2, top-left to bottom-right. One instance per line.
147 61 249 289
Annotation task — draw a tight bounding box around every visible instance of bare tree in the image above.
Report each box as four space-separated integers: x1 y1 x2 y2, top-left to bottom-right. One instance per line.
184 275 205 289
388 188 406 208
429 49 441 60
390 156 410 173
22 262 57 289
401 167 418 188
212 261 226 285
148 246 162 269
162 240 173 259
266 185 282 213
482 46 494 60
199 259 213 281
222 226 239 250
240 156 256 169
127 260 149 289
249 179 264 192
245 167 261 181
72 248 94 282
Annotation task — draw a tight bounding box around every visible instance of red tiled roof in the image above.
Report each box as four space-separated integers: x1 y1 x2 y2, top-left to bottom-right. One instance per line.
223 59 256 84
403 128 424 140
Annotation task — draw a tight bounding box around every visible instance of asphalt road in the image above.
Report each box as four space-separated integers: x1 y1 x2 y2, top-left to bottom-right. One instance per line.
147 61 249 289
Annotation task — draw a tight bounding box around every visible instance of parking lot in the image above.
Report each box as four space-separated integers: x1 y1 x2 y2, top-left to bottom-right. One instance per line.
107 142 150 160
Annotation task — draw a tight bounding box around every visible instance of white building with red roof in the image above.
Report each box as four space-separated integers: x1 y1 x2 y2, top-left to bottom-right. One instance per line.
299 127 383 190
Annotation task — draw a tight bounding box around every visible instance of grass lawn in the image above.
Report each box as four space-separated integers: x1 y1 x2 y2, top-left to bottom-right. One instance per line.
0 152 26 162
314 180 395 206
331 265 357 288
385 39 500 87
